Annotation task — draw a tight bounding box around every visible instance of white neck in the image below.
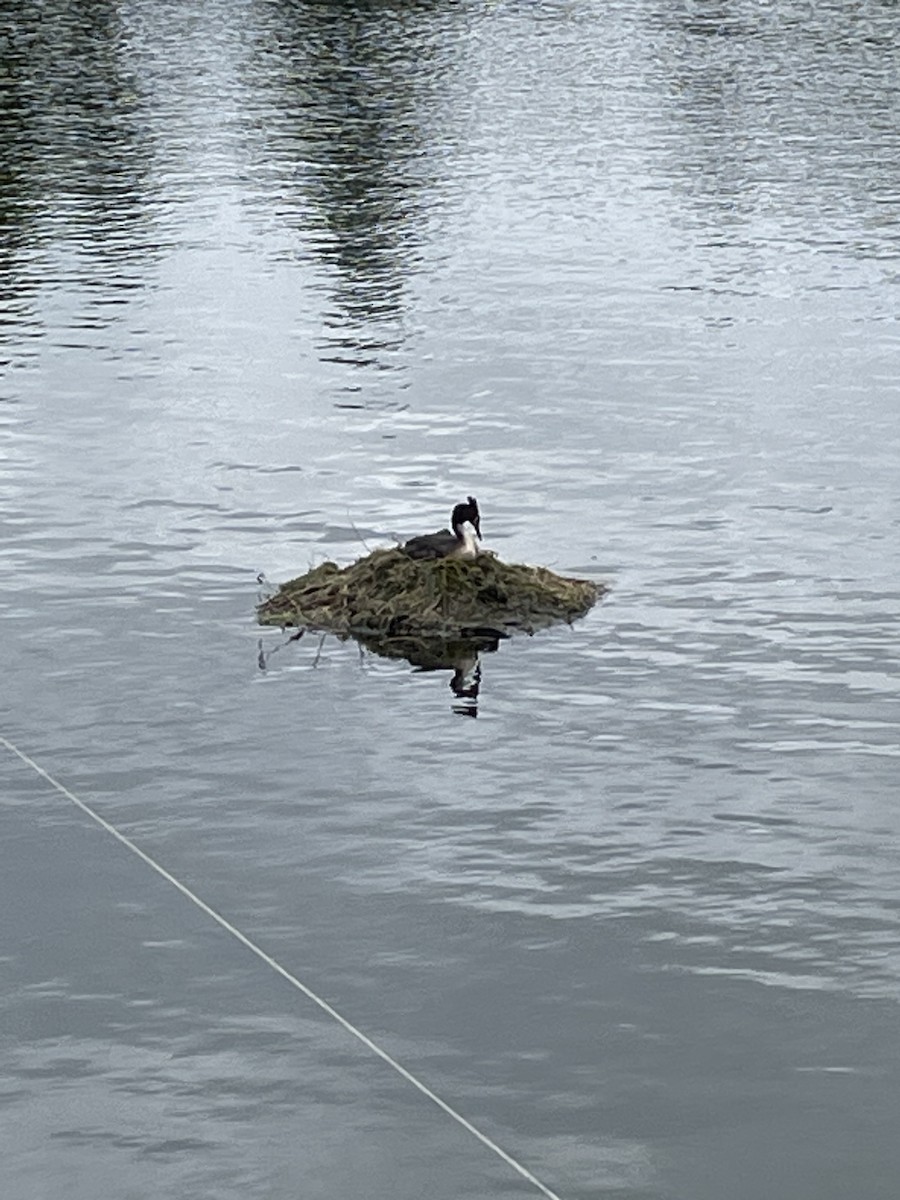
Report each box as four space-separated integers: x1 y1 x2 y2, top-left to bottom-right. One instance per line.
457 521 480 558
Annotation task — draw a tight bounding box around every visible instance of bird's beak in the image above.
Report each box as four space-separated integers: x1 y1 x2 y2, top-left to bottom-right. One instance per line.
473 517 482 540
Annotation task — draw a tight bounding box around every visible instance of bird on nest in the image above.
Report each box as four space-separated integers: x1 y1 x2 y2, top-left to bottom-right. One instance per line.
401 497 482 560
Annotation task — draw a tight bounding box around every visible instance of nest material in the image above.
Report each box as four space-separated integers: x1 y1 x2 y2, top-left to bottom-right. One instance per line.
257 548 602 639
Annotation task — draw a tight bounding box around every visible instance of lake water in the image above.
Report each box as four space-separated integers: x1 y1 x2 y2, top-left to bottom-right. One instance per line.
2 2 899 1198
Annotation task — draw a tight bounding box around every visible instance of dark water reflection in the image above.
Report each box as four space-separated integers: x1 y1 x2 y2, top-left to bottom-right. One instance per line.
0 0 162 347
244 0 455 366
2 1 900 1199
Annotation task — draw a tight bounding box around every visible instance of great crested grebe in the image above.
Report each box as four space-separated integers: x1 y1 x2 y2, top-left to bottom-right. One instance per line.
402 496 482 560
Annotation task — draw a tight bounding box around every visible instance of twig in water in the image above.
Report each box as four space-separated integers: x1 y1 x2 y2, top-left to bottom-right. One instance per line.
346 508 372 553
312 632 327 668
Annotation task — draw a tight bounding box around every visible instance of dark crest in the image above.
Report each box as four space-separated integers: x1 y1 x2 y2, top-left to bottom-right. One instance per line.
453 496 481 539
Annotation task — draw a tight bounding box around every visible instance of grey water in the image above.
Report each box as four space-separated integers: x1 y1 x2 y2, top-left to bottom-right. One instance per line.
2 1 899 1197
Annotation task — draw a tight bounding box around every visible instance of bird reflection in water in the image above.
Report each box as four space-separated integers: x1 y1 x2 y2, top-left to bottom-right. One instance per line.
448 650 482 719
360 633 499 719
258 626 502 716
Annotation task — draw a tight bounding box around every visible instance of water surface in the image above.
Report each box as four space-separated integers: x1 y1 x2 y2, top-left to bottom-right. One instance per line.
2 2 899 1198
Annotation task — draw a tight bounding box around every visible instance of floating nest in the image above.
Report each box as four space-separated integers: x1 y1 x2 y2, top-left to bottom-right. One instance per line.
257 548 603 641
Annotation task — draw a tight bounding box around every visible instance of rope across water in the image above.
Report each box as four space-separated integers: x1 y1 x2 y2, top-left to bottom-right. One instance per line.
0 733 565 1200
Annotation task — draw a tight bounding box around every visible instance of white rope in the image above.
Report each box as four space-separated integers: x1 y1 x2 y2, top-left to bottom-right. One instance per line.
0 733 564 1200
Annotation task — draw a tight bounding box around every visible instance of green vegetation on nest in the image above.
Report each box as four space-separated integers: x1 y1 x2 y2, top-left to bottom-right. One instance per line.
257 548 603 639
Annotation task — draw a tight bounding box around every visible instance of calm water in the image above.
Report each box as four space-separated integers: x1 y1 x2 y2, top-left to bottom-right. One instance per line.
2 1 899 1197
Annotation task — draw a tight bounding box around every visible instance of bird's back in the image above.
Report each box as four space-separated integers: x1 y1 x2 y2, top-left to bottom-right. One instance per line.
402 528 457 560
